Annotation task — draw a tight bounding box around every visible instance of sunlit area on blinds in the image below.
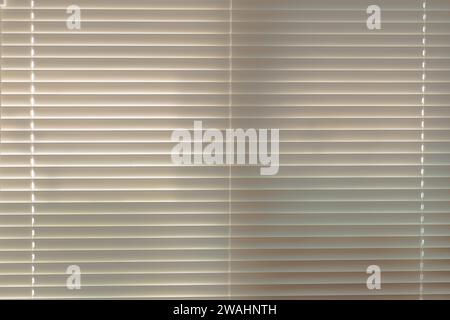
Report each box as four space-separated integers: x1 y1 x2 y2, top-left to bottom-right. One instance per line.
0 0 449 300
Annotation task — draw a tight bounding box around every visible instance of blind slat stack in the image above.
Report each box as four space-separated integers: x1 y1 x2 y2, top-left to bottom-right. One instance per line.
1 0 232 299
230 0 450 300
0 0 449 300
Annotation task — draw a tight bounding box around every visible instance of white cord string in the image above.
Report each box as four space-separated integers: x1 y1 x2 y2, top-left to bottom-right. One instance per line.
419 0 427 301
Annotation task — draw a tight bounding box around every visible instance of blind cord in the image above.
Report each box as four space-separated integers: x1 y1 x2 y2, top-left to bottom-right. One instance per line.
419 0 427 300
0 7 2 145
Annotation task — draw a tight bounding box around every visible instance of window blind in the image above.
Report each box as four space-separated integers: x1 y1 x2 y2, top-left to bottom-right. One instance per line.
230 0 450 300
1 0 232 299
0 0 449 300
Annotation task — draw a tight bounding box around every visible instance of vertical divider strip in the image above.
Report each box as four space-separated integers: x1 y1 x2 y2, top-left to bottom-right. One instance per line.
30 0 36 299
227 0 233 300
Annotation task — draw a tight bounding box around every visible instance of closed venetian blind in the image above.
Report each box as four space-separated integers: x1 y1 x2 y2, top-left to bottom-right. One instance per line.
230 0 450 300
0 0 449 300
1 0 232 299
